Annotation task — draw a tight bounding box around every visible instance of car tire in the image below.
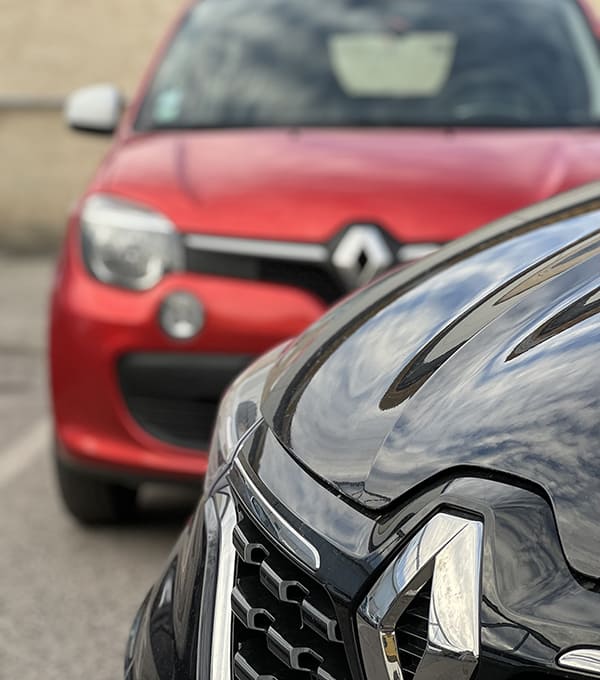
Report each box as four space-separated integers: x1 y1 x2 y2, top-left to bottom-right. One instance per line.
55 455 138 525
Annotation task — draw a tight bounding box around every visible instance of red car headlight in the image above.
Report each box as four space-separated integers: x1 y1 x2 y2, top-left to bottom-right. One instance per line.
80 194 183 291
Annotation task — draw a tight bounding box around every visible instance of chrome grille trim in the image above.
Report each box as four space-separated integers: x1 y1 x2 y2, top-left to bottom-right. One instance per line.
559 648 600 674
185 233 440 267
184 230 441 300
184 233 329 263
231 459 321 570
196 489 237 680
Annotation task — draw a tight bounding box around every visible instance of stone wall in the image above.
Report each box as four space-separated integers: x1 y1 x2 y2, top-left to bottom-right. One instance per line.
0 0 179 252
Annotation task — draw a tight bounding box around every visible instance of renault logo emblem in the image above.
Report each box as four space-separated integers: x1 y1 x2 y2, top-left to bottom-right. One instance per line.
332 225 394 289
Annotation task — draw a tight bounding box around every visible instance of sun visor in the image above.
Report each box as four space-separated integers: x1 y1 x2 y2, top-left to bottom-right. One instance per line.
329 32 457 97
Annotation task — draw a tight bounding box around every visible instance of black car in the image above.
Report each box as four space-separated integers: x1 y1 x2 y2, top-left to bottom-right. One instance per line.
125 183 600 680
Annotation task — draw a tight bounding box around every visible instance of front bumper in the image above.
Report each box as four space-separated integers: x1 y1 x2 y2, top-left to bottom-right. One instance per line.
126 423 600 680
49 226 326 481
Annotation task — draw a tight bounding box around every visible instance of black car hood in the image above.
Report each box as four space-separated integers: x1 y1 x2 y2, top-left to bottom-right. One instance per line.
261 184 600 578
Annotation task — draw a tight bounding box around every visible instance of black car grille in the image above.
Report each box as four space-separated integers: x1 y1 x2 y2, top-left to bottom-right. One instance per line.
231 505 351 680
185 249 346 305
395 581 432 680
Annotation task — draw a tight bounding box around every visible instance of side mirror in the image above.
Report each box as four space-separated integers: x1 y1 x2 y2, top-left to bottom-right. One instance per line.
65 84 124 134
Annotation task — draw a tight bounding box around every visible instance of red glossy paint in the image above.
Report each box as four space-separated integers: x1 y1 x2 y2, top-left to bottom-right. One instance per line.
50 2 600 484
93 127 600 242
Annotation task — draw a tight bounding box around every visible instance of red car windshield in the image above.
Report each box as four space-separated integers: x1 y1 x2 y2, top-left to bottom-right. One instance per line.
136 0 600 130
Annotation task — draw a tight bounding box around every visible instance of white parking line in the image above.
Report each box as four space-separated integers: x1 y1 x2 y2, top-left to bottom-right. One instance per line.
0 419 50 488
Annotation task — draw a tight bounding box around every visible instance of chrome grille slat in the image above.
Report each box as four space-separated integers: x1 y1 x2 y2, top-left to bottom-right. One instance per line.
315 667 338 680
395 581 433 680
232 584 275 632
399 628 429 645
231 506 351 680
267 616 340 666
233 525 270 565
233 651 278 680
266 626 323 671
398 644 424 660
260 560 309 604
406 612 429 623
234 643 305 680
301 599 343 643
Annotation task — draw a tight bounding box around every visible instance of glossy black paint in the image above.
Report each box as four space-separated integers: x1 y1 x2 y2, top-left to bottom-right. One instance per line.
125 507 206 680
128 184 600 680
261 184 600 579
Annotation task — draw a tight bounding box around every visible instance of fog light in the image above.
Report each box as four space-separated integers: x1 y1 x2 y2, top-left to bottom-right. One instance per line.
159 292 204 340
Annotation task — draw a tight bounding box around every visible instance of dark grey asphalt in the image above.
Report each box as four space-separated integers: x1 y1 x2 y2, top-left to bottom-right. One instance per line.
0 255 195 680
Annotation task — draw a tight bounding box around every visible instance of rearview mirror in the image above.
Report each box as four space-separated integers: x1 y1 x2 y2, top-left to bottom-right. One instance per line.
65 84 124 134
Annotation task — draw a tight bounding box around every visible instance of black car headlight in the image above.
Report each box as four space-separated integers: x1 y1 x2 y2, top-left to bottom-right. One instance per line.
204 343 288 491
80 194 183 290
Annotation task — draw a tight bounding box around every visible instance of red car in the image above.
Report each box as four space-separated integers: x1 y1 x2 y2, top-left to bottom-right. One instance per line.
51 0 600 522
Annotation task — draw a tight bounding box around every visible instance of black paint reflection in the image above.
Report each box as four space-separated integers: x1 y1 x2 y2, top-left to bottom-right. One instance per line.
380 233 600 409
261 195 600 577
369 259 600 576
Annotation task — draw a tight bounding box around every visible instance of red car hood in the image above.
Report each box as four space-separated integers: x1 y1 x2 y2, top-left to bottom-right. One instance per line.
97 128 600 242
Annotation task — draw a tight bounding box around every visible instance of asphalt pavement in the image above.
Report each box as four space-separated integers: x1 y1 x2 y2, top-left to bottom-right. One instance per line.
0 255 196 680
